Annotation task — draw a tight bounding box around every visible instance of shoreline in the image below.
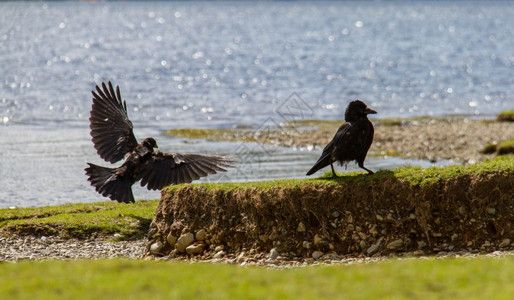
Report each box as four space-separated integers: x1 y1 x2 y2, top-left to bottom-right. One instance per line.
165 116 514 164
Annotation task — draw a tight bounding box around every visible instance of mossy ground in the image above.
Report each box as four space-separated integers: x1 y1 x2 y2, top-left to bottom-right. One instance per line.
1 256 514 299
163 155 514 193
497 110 514 122
482 140 514 155
0 200 157 239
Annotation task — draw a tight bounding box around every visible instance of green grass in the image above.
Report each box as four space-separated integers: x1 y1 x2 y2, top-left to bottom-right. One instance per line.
0 200 158 239
1 256 513 299
164 155 514 193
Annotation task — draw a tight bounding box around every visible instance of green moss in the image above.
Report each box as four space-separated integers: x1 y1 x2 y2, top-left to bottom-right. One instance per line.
0 200 158 239
497 110 514 122
498 140 514 155
163 128 255 142
481 140 514 155
164 156 514 194
482 142 499 154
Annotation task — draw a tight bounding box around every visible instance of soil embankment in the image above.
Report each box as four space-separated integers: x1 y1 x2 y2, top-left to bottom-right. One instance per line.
146 158 514 261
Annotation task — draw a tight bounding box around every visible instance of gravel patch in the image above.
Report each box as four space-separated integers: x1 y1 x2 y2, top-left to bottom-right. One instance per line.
0 236 145 262
1 235 513 267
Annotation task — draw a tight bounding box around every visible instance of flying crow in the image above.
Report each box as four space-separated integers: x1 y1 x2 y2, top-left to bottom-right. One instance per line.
85 82 235 203
306 100 376 177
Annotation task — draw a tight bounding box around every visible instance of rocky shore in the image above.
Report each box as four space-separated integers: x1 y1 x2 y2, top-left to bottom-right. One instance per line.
166 117 514 163
264 118 514 163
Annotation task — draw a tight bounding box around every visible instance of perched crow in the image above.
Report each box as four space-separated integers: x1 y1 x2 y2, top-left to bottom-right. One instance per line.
85 82 235 203
306 100 376 177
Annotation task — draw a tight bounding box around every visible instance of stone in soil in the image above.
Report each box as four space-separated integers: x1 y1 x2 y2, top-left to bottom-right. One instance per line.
176 233 195 252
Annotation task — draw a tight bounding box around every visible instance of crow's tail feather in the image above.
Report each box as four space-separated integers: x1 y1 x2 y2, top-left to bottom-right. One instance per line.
306 155 332 176
85 163 135 203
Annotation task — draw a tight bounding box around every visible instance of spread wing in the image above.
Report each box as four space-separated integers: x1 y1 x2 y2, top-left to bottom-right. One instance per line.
89 82 138 163
139 152 236 190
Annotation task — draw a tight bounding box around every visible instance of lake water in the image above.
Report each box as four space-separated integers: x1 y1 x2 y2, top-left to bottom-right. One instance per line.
1 1 512 207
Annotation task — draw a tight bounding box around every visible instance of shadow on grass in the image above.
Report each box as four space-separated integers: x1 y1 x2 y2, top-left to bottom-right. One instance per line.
315 169 396 185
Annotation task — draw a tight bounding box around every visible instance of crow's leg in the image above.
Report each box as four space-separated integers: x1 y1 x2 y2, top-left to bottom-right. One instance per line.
358 162 374 175
330 163 339 178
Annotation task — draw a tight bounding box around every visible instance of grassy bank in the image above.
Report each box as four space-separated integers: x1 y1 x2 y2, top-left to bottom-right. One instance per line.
150 156 514 258
0 200 157 239
1 256 513 299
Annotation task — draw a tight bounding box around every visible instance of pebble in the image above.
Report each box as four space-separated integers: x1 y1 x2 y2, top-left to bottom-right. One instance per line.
367 242 380 255
269 248 279 260
499 239 511 248
185 244 205 255
213 250 226 259
297 222 306 233
412 250 424 256
268 233 279 241
312 251 323 260
486 207 496 215
458 206 466 216
313 234 325 246
149 241 163 254
304 258 315 264
195 229 207 241
176 233 195 252
386 239 404 250
167 233 178 247
303 241 312 249
236 252 246 263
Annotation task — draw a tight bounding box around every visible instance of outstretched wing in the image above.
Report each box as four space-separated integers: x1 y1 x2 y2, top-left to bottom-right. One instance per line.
139 152 236 190
90 82 138 163
306 122 352 175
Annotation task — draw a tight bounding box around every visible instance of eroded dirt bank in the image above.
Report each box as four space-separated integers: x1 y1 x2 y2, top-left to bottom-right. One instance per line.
146 167 514 262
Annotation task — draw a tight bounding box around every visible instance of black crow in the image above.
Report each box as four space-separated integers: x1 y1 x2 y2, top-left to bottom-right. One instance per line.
306 100 376 177
85 82 235 203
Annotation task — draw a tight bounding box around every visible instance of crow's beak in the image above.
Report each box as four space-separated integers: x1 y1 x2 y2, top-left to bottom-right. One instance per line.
366 107 377 114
